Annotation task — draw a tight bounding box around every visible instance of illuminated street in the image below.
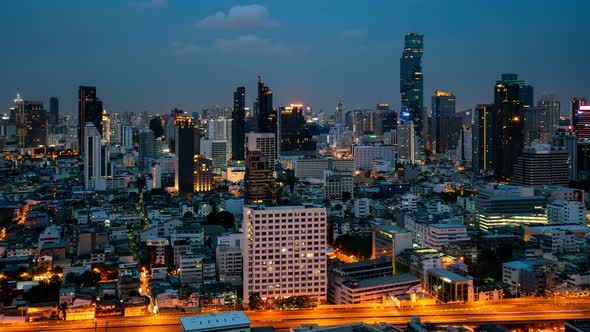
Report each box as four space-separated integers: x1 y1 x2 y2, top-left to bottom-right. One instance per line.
3 298 590 331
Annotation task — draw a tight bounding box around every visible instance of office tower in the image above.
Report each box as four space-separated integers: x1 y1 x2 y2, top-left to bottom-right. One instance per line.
232 86 246 161
456 126 472 162
200 139 228 172
208 117 232 146
493 74 527 178
511 143 569 186
352 110 371 140
369 106 397 137
396 121 416 164
84 123 108 191
244 149 276 205
139 130 160 170
122 124 133 151
25 101 47 147
475 185 547 231
431 90 456 154
194 155 213 192
575 104 590 140
246 132 276 170
78 86 104 153
175 115 196 196
472 104 495 174
522 107 555 144
335 96 344 125
11 94 26 149
257 76 276 134
571 97 586 129
553 130 577 181
400 33 424 137
49 97 59 129
279 104 316 157
538 94 560 133
242 205 327 304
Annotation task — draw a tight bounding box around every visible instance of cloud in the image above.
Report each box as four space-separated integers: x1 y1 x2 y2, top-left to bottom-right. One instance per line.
173 35 308 57
197 4 278 30
129 0 168 8
340 29 368 39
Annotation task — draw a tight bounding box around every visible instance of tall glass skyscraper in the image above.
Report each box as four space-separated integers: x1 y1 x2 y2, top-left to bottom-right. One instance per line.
431 90 456 154
400 33 424 137
232 86 246 161
257 76 276 134
78 86 103 154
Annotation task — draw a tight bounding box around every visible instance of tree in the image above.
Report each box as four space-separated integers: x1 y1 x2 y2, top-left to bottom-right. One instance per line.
248 292 262 310
342 192 352 203
205 211 235 229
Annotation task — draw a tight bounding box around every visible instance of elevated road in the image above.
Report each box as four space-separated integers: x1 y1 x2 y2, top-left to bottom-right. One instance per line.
3 298 590 332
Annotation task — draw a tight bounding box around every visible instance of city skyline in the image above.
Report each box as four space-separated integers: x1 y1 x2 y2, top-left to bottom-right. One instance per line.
1 1 589 115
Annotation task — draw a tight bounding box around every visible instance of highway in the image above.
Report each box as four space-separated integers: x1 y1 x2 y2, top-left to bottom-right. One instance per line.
3 298 590 331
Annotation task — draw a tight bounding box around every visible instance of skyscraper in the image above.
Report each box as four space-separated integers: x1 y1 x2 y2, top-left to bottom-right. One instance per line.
232 86 246 161
175 115 196 197
571 97 586 129
493 74 525 178
244 149 276 205
400 33 424 137
49 97 59 129
78 86 104 153
335 96 344 125
553 130 577 181
431 90 456 154
257 76 276 134
538 94 560 132
511 143 569 186
84 123 108 191
279 104 316 157
194 155 213 192
139 130 159 171
472 104 495 174
246 132 276 171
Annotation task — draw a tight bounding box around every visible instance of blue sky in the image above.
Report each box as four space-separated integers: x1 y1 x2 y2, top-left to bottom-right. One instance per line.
0 0 588 116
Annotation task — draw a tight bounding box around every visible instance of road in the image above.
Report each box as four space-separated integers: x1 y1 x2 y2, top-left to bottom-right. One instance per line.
3 298 590 331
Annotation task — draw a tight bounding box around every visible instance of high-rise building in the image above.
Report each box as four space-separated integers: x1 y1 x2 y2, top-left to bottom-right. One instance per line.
175 115 196 196
352 144 396 170
244 149 276 205
396 121 417 164
194 155 213 192
139 130 160 170
522 107 556 144
200 139 228 173
257 76 276 134
335 96 344 125
571 97 586 130
431 90 456 154
246 132 276 171
25 101 47 147
49 97 59 129
538 94 560 133
575 105 590 140
122 124 133 151
456 126 472 162
553 130 578 181
511 143 569 186
232 86 246 161
84 123 109 191
472 104 495 174
369 106 397 137
400 33 424 137
279 104 316 157
242 205 327 303
78 86 104 153
493 74 527 178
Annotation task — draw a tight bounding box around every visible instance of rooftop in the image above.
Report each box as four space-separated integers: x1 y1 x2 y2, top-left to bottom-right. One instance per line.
355 273 420 288
180 311 251 332
429 269 471 282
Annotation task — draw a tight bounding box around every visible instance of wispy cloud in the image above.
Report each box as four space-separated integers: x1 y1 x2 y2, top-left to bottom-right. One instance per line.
129 0 168 9
173 35 308 57
340 29 368 39
197 4 278 30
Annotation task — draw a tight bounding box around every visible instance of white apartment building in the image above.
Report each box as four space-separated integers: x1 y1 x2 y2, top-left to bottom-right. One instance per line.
324 171 354 200
178 254 216 286
242 205 327 303
246 132 276 170
546 200 587 225
354 198 371 218
404 216 469 250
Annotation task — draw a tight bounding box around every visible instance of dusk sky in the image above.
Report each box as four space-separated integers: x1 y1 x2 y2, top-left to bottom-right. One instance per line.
1 0 588 116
